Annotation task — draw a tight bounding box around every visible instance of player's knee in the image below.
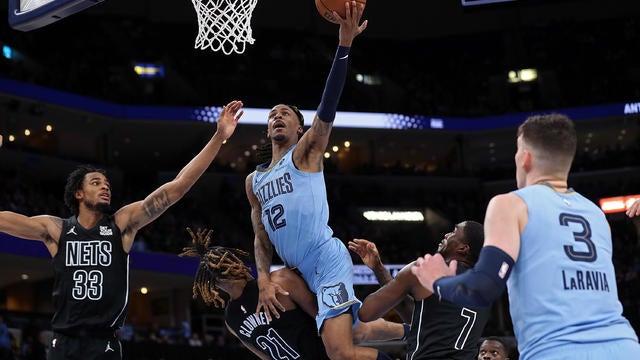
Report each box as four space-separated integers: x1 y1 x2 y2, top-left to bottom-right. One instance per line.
351 321 368 344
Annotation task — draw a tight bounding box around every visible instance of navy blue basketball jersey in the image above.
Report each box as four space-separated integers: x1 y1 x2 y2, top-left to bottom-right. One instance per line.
406 264 490 360
51 215 129 333
225 280 329 360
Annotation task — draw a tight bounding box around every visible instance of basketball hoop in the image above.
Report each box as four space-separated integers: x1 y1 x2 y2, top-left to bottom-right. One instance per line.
191 0 258 55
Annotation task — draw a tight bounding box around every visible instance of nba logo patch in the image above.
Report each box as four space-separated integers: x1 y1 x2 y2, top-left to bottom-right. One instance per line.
321 282 348 307
498 262 510 279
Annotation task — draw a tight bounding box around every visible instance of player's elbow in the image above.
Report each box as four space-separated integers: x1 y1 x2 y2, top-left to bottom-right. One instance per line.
357 305 376 323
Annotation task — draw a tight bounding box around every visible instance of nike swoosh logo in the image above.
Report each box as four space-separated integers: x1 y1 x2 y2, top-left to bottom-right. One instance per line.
339 54 349 60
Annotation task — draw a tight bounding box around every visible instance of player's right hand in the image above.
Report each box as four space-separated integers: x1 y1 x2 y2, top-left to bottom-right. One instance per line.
349 238 382 270
336 1 368 47
215 100 244 140
256 279 289 321
627 199 640 218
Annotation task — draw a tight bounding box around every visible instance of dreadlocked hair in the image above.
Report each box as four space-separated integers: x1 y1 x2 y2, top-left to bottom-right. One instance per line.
179 228 253 308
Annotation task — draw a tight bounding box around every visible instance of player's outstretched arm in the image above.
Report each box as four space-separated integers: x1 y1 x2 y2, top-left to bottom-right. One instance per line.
0 213 62 256
359 266 420 323
246 172 288 321
294 1 367 172
350 239 414 322
353 318 406 344
115 100 244 251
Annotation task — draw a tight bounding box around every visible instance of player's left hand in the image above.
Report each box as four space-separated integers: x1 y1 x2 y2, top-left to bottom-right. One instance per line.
410 253 457 293
215 100 244 140
335 1 368 47
256 279 289 321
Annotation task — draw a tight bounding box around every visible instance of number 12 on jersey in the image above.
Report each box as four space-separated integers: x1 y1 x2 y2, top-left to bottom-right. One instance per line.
265 204 287 231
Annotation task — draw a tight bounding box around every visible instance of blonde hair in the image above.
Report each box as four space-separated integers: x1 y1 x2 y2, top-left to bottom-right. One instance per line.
179 228 252 308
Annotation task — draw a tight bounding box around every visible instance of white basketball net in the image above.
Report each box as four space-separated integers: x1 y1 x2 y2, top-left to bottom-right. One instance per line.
191 0 258 55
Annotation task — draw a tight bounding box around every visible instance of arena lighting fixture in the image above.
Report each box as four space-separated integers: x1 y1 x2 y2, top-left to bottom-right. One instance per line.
2 45 12 59
355 73 381 85
508 69 538 83
599 195 640 214
462 0 515 6
132 63 165 78
362 210 424 222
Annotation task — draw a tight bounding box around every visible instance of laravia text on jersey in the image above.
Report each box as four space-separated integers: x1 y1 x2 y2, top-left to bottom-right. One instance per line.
562 269 610 292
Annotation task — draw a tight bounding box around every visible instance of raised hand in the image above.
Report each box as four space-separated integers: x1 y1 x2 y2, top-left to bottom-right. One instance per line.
335 1 368 47
215 100 244 140
626 199 640 218
349 238 383 270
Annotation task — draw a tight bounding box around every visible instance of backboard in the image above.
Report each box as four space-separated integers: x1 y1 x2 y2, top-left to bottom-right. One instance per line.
9 0 104 31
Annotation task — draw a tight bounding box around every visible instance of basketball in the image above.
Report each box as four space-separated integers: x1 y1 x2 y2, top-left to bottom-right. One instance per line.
315 0 367 24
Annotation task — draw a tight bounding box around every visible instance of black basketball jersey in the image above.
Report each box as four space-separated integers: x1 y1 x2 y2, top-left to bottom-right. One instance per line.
225 280 329 360
405 265 490 360
51 215 129 333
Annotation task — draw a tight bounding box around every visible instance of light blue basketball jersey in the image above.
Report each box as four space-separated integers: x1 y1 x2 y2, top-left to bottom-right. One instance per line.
252 145 361 330
509 184 639 360
252 145 334 274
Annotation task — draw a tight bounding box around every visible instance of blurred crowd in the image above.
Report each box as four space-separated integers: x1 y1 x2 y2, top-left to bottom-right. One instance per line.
1 7 640 359
1 14 640 117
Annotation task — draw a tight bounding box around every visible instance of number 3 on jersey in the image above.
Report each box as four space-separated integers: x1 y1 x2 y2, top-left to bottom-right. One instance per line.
265 204 286 231
559 213 597 262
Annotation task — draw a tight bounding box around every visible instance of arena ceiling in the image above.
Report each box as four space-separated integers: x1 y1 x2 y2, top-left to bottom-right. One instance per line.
3 0 640 40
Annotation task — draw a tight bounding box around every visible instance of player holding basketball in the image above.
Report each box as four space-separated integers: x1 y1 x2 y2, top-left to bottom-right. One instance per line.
411 114 640 359
181 228 406 360
0 101 244 360
245 2 389 360
349 221 490 360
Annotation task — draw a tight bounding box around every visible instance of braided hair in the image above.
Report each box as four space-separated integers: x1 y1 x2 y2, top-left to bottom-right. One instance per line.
179 228 252 308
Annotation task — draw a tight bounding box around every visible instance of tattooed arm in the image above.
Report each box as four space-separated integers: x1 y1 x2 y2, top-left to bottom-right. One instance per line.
246 172 289 321
0 213 63 257
116 100 244 252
